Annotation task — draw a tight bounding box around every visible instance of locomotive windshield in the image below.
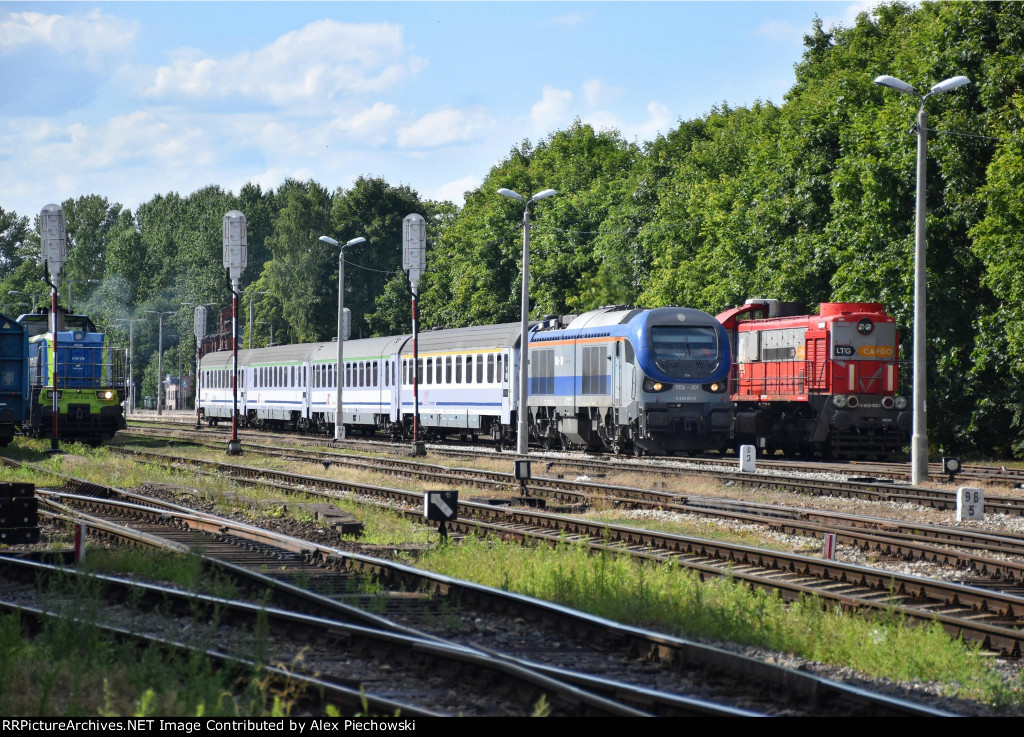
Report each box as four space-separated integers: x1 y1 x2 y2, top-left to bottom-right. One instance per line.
17 312 98 338
650 326 721 377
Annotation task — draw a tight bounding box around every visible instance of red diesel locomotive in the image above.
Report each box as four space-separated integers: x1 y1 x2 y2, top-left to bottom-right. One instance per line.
716 300 912 459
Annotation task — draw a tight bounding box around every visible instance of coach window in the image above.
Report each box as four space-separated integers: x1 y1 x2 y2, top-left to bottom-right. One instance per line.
426 358 433 385
476 354 483 383
465 355 472 384
487 354 494 384
357 362 363 387
497 354 503 383
373 361 379 387
455 356 463 384
444 357 451 384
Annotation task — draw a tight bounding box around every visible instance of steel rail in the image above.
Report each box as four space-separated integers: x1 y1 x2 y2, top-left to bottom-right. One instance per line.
33 447 1024 657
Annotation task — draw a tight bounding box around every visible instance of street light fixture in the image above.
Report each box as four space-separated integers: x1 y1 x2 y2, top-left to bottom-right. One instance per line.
497 187 557 455
8 291 41 311
874 73 970 485
114 317 143 415
319 235 366 442
144 310 176 416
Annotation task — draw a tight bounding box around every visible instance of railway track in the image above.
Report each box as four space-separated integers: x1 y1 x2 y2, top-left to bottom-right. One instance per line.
122 424 1024 520
115 434 1024 587
46 441 1024 658
126 416 1024 487
5 475 951 716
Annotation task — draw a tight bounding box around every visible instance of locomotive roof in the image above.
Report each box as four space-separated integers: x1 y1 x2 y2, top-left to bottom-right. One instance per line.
564 306 644 330
716 301 894 329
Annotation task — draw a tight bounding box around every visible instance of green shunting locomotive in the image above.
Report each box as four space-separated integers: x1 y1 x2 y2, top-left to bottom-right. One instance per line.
17 307 127 446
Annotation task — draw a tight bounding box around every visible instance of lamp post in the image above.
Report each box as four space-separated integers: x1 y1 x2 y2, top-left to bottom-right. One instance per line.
874 73 970 486
497 187 557 455
145 310 175 415
318 235 366 442
247 290 268 350
114 317 143 415
8 291 41 311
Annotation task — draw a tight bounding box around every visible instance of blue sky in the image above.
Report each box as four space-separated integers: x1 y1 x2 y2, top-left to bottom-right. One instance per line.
0 1 878 218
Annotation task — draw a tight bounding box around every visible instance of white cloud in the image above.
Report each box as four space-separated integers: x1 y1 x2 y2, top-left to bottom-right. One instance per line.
140 20 420 105
433 175 480 205
332 103 402 145
396 107 494 148
530 86 573 135
758 2 894 44
582 79 622 109
0 9 138 67
583 100 672 142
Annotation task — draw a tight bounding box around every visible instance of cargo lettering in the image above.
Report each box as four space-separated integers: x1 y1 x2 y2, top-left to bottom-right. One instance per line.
857 345 894 359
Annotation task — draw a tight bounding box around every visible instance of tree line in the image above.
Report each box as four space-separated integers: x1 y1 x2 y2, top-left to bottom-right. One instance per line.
2 2 1023 456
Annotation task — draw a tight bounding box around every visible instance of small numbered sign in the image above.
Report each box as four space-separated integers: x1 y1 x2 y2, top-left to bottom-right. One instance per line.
739 445 756 473
956 487 984 521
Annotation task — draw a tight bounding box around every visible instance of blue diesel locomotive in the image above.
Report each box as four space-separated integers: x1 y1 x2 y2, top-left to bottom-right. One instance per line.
18 308 127 446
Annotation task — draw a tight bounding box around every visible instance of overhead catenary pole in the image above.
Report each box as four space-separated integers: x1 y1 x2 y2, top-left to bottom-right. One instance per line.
873 73 970 486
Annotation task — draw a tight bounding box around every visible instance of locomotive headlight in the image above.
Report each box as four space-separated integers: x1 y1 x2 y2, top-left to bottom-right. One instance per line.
881 396 895 409
701 382 727 394
643 379 672 392
833 395 847 408
99 390 114 400
894 396 907 410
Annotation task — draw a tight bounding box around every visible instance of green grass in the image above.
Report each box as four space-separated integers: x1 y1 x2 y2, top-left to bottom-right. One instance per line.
5 436 1022 708
414 535 1024 707
0 576 305 717
78 547 241 599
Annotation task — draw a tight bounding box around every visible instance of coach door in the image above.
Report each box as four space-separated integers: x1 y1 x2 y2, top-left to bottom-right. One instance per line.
501 349 512 424
613 340 622 405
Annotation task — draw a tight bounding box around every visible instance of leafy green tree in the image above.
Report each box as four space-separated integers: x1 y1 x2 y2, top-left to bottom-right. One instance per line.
261 179 335 343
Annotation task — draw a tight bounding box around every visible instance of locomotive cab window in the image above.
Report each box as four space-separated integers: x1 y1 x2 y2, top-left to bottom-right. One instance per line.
650 326 721 378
